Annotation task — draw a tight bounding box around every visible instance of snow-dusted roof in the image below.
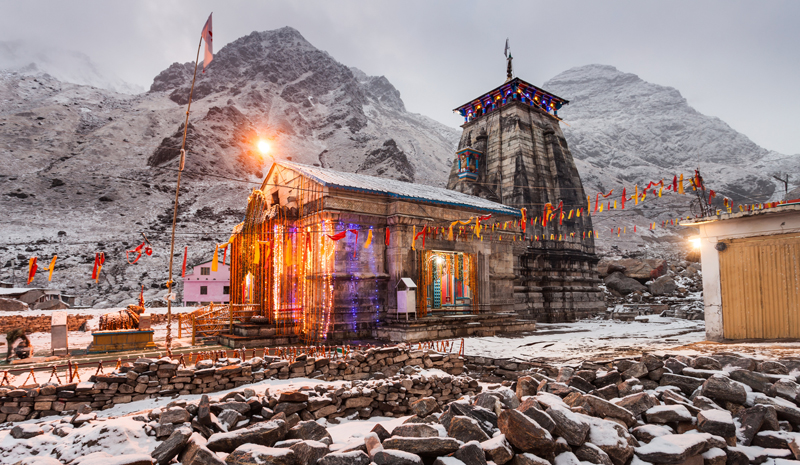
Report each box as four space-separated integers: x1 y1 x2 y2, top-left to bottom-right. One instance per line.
275 161 521 217
0 288 46 296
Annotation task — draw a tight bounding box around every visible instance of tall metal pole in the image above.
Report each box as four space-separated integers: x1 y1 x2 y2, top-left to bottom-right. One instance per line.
166 36 203 356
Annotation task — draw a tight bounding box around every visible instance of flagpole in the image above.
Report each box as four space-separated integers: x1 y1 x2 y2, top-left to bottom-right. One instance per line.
165 35 203 356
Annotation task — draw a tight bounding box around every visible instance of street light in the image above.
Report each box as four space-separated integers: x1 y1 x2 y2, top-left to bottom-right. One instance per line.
257 140 270 156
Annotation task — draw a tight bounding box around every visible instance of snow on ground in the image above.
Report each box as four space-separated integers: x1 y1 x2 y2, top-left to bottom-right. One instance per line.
465 316 706 364
12 306 197 356
0 375 404 463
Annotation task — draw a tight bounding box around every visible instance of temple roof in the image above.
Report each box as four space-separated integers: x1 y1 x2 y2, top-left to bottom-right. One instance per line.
273 161 521 217
453 77 569 119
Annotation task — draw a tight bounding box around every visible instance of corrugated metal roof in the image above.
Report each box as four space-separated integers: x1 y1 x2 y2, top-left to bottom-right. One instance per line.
0 288 43 295
276 161 520 217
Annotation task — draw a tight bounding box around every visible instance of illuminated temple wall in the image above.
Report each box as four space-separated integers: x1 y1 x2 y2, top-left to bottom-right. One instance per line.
230 164 520 342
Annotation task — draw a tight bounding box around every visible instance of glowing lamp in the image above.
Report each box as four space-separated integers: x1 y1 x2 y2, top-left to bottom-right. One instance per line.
257 140 271 156
689 237 701 250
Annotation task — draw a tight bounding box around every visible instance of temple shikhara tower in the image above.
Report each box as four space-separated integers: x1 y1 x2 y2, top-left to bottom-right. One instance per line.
447 58 604 321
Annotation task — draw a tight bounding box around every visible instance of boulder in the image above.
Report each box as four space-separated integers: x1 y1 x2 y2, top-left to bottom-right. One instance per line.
10 424 43 439
206 420 287 453
693 357 722 371
442 402 497 437
701 448 727 465
614 393 659 417
392 423 440 438
623 362 649 379
547 406 590 446
151 426 192 465
604 272 647 295
575 443 613 465
644 405 693 424
701 375 746 404
433 458 465 465
279 390 309 403
642 354 665 372
318 450 371 465
225 444 295 465
498 408 555 455
728 369 773 394
697 410 734 438
614 258 667 280
453 441 488 465
448 415 490 443
648 276 678 296
382 437 462 457
517 376 539 399
517 399 556 432
287 420 332 443
511 453 551 465
372 449 423 465
738 404 775 446
198 395 212 426
631 425 673 443
634 433 711 464
660 374 704 395
409 397 439 418
481 434 515 465
289 440 329 465
580 395 637 427
585 417 634 465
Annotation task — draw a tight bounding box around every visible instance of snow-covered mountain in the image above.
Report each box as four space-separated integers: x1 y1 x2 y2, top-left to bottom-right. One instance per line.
544 65 799 255
0 27 458 307
0 41 144 95
1 34 796 306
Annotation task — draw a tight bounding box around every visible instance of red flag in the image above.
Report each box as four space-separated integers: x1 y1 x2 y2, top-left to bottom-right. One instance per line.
201 13 213 72
327 231 347 241
621 188 626 210
27 257 37 284
222 245 228 265
385 228 390 247
349 229 358 258
181 246 188 278
139 285 145 308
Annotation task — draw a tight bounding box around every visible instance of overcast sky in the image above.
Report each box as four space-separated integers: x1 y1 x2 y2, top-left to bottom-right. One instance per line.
2 1 799 154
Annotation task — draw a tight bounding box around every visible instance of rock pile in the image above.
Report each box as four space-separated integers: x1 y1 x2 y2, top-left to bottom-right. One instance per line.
138 351 800 464
0 345 466 422
6 351 800 465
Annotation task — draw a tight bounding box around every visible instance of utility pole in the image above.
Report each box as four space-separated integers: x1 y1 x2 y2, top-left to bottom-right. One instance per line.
772 174 789 200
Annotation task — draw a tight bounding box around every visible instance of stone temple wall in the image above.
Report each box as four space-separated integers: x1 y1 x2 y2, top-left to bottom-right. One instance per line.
447 100 604 322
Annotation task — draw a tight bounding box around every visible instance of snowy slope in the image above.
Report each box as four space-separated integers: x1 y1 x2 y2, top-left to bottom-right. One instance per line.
545 65 800 254
0 28 459 307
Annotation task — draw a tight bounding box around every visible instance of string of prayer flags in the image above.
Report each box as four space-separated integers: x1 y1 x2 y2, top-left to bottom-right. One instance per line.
211 245 219 272
364 229 373 248
350 229 359 258
125 240 153 264
48 255 57 282
91 253 105 283
27 257 37 284
327 230 347 241
181 246 188 277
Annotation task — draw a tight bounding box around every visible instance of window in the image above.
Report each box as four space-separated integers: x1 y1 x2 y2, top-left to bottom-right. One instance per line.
200 286 207 295
272 192 280 205
223 286 230 295
201 267 210 275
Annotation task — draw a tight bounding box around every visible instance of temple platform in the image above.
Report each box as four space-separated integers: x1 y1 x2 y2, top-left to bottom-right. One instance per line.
216 312 536 347
374 311 536 343
217 323 301 348
88 329 156 353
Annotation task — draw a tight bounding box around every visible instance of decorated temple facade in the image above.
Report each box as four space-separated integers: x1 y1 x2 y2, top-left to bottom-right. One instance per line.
228 161 522 343
447 77 605 322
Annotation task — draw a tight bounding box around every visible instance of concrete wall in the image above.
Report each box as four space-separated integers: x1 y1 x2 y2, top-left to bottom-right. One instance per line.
690 206 800 341
183 261 230 306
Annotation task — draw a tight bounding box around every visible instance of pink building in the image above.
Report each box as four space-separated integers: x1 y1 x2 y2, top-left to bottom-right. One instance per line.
182 258 230 306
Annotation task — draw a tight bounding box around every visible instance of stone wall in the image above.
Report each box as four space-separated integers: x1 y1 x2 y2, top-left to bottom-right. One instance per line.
0 315 92 334
0 344 466 423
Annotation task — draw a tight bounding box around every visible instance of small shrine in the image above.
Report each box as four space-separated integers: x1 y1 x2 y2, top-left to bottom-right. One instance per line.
455 148 481 181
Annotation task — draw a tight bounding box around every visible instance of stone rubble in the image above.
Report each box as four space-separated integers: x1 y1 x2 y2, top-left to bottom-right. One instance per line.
4 348 800 465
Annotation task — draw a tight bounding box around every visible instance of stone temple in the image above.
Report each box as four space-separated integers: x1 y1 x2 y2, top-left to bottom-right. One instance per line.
447 74 604 322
